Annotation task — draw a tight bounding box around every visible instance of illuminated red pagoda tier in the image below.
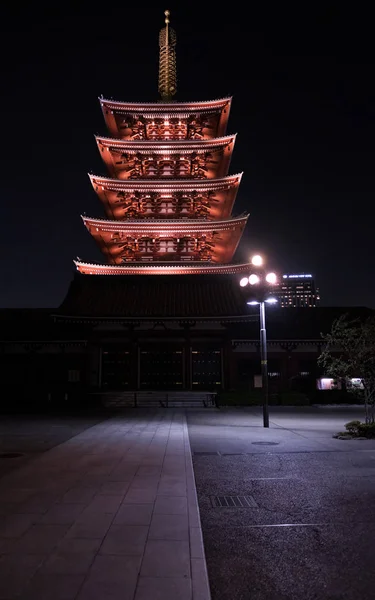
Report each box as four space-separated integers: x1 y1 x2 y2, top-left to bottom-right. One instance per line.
76 10 250 276
89 174 242 221
100 97 232 140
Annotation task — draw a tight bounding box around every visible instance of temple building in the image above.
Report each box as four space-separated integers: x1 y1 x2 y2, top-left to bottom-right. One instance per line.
1 10 369 406
55 9 256 392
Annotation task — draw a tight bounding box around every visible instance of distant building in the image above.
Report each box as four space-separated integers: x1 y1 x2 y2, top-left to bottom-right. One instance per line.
273 274 320 307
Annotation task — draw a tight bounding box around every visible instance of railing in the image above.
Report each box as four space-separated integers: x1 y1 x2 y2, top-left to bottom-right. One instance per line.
96 390 218 409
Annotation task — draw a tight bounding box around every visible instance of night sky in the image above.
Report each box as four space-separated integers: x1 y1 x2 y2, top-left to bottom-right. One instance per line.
0 4 374 309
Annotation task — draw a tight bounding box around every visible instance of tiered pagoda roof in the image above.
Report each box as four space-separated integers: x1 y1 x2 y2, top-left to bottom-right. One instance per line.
74 262 254 276
76 10 251 277
99 97 232 140
88 173 243 220
95 135 236 180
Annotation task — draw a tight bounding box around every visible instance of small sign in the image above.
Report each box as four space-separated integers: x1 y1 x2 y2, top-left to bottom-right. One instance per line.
254 374 262 388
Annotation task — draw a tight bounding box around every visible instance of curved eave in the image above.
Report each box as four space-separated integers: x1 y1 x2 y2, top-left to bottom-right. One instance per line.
74 261 252 276
89 173 243 192
95 134 236 152
82 214 249 233
100 97 232 112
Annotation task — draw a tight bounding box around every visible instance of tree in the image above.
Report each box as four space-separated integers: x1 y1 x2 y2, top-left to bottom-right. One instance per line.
318 314 375 424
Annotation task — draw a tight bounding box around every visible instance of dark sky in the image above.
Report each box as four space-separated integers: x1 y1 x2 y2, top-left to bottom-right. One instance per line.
0 3 374 308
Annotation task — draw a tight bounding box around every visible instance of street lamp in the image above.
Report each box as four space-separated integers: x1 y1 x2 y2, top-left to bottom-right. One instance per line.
239 256 278 428
251 254 263 266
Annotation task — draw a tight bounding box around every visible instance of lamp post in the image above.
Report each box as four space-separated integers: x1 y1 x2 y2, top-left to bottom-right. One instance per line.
239 255 278 428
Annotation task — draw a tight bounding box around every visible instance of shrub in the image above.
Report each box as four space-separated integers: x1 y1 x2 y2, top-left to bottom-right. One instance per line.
344 420 375 438
357 423 375 438
344 420 362 435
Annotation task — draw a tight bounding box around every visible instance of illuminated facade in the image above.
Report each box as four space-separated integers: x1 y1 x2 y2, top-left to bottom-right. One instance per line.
75 11 250 277
273 274 320 307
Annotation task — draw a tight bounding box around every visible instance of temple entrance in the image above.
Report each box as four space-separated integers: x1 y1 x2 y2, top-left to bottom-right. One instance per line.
101 346 132 390
139 347 184 390
191 347 222 390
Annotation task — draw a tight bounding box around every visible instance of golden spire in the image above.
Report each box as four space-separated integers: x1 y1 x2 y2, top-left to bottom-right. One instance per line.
158 9 177 102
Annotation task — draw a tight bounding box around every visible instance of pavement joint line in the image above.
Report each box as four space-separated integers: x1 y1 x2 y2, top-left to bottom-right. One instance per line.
214 522 375 528
194 448 375 455
238 477 295 480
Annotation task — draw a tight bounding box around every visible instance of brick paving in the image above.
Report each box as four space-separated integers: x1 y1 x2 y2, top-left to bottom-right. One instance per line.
0 411 210 599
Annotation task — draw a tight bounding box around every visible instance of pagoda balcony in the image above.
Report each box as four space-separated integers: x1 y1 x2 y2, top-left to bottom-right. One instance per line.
96 135 236 180
100 97 232 140
112 211 212 221
118 251 215 263
89 173 242 221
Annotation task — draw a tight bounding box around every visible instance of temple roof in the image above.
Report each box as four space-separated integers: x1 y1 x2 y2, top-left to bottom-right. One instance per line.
100 97 232 113
56 274 375 330
58 273 253 319
100 97 232 139
82 214 248 233
95 134 236 153
89 173 243 192
97 134 236 180
74 261 253 276
83 214 248 265
88 173 243 221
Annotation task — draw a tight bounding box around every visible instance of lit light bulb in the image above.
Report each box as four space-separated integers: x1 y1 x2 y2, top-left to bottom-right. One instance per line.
240 277 249 287
251 255 263 266
249 274 260 285
266 272 277 284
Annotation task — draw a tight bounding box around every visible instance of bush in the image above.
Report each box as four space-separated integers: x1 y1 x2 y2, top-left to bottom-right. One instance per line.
357 423 375 438
344 420 362 434
344 420 375 438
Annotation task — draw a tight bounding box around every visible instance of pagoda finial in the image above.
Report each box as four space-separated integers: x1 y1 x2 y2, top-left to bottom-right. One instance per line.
158 9 177 102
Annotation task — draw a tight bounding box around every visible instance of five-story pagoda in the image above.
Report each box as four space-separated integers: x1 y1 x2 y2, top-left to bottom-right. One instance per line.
75 10 250 277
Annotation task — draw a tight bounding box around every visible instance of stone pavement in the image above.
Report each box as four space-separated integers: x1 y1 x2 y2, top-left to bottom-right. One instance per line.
0 411 210 599
188 406 375 600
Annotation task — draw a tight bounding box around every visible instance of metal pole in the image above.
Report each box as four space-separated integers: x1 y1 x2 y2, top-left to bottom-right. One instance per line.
259 301 269 428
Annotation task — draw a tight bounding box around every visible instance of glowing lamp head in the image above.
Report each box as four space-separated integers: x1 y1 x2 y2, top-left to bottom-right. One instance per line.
265 272 277 284
247 301 259 306
239 277 249 287
265 297 278 304
249 274 260 285
251 255 263 266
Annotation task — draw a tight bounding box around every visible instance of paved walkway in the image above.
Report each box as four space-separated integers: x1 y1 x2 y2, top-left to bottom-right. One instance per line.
188 406 375 600
0 411 211 599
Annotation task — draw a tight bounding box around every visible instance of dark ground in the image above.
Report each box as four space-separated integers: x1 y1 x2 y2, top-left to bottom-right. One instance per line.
187 406 375 600
0 412 109 480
